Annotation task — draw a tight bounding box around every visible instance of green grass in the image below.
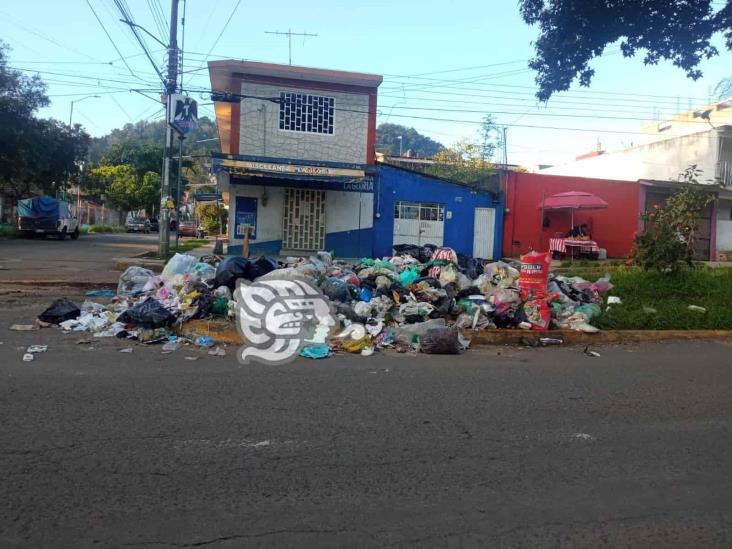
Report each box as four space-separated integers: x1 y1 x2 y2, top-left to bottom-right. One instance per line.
564 266 732 330
0 224 19 237
138 239 209 260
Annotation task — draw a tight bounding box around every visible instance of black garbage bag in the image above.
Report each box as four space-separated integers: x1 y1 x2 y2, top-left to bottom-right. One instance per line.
456 286 481 299
457 254 484 279
493 305 527 329
419 244 438 263
215 257 253 290
193 293 214 319
250 256 278 279
335 302 367 324
420 327 461 354
392 244 422 258
321 277 350 302
117 298 175 328
38 298 80 324
433 284 456 314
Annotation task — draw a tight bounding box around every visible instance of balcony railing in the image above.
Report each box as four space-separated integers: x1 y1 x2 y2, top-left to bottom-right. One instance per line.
716 161 732 186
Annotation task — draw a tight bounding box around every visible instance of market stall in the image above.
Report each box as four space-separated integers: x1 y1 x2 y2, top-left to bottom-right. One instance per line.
538 191 608 259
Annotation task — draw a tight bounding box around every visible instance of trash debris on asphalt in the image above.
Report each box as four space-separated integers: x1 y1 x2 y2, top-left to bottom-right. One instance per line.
11 324 37 331
687 305 707 313
28 245 615 357
118 347 133 353
584 346 601 358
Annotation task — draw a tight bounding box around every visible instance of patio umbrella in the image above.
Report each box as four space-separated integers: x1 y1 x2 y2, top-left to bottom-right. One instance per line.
537 191 608 229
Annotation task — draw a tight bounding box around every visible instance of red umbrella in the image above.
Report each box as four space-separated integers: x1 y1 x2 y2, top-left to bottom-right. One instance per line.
537 191 609 211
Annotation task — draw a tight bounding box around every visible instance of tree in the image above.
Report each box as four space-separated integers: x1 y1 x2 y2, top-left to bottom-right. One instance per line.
632 166 714 271
376 123 444 157
424 138 494 184
88 165 160 217
519 0 732 101
195 202 228 234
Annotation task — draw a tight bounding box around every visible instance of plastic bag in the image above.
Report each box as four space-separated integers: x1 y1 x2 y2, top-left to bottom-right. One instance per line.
117 298 175 328
38 298 80 325
353 301 373 318
189 262 216 283
214 257 253 290
300 344 330 359
523 299 551 330
399 266 419 286
438 263 458 286
420 327 461 354
162 253 196 281
250 256 278 279
484 261 519 287
321 277 350 302
118 266 155 297
395 318 446 344
518 251 552 299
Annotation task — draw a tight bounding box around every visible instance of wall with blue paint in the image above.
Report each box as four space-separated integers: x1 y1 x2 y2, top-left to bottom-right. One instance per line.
373 165 504 259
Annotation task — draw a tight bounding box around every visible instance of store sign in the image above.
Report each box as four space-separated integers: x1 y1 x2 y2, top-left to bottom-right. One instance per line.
221 159 365 178
169 94 198 134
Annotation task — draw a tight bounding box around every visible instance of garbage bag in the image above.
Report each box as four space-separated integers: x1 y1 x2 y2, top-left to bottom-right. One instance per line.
214 257 253 290
523 299 551 330
38 298 81 325
335 302 367 323
162 253 197 281
393 244 422 257
117 298 175 328
484 261 519 287
321 277 350 302
189 262 216 283
118 266 155 297
395 318 446 344
420 327 461 354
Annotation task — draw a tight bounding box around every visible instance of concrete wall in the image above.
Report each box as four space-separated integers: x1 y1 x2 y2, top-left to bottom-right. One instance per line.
504 172 641 258
717 199 732 253
227 183 374 257
239 82 369 164
373 165 504 259
540 129 723 183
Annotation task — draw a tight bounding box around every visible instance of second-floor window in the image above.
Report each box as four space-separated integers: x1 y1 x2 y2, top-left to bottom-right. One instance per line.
279 92 335 135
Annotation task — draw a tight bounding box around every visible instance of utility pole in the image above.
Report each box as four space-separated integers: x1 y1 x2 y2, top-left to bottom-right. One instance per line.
264 29 317 65
159 0 179 257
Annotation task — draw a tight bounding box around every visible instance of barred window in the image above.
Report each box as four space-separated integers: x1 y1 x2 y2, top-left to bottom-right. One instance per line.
279 92 335 135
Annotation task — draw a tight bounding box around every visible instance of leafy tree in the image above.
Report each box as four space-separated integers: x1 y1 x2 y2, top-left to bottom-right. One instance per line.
425 138 494 184
519 0 732 101
376 123 444 157
632 166 714 271
88 165 160 218
195 202 227 234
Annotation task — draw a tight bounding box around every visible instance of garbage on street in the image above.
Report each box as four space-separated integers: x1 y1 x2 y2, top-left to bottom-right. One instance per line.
27 246 616 358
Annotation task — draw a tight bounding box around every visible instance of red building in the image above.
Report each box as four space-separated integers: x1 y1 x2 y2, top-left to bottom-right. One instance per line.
502 172 641 258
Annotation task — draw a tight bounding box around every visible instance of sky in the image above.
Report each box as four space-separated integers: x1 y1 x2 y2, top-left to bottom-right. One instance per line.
2 0 732 169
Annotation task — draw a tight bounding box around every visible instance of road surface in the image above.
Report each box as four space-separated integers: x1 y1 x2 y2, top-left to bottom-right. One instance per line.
0 289 730 548
0 233 159 284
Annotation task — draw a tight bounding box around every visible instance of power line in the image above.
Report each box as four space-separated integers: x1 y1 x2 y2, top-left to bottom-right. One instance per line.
185 0 242 86
113 0 166 85
85 0 141 81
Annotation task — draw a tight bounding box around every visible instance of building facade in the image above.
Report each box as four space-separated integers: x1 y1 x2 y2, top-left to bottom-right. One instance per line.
210 60 503 259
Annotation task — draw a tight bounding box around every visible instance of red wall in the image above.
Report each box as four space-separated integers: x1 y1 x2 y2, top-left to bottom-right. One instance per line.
503 173 641 258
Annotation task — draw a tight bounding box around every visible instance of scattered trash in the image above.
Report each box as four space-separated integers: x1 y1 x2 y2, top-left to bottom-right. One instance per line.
420 327 461 354
22 353 34 362
208 346 226 357
118 347 133 353
86 289 116 298
573 433 594 441
360 347 375 356
194 335 214 348
688 305 707 313
10 324 36 331
300 344 330 359
583 346 601 358
539 337 563 346
26 345 48 354
642 306 658 314
607 296 622 305
162 337 183 353
76 339 94 345
184 356 200 361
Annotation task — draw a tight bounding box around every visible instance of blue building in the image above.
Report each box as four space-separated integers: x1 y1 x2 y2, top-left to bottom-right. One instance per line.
209 59 503 260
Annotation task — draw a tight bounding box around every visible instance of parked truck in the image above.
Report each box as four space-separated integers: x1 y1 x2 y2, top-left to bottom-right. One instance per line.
17 196 79 240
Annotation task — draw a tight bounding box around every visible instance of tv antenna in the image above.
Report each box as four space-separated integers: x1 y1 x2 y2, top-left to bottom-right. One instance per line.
264 29 318 65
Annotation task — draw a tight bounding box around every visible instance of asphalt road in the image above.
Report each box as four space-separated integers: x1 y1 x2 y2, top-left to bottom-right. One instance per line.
0 233 158 284
0 290 730 548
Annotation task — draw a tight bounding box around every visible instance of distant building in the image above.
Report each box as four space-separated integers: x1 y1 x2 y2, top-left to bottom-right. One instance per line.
209 60 504 258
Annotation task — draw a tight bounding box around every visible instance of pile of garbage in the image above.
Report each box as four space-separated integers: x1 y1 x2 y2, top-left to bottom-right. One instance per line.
33 244 614 357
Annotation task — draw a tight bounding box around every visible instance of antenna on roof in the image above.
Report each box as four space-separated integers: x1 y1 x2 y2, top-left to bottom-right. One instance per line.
264 29 318 65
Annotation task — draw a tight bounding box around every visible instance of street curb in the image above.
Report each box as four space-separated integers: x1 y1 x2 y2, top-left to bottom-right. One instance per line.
113 257 165 271
462 329 732 345
0 280 118 289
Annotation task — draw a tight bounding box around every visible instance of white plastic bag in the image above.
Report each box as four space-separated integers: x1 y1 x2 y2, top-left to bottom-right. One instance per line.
161 253 196 281
118 266 155 297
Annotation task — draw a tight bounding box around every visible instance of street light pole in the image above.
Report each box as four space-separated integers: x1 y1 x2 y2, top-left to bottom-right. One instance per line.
69 95 100 126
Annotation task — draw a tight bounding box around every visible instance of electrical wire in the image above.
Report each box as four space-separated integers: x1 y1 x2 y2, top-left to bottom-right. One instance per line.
85 0 142 81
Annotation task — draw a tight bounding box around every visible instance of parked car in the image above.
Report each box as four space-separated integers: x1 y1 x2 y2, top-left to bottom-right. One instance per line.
177 219 205 238
17 196 79 240
126 217 151 233
149 218 159 232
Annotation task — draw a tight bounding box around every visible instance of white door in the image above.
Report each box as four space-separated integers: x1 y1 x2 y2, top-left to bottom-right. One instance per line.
393 201 444 247
473 207 495 259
